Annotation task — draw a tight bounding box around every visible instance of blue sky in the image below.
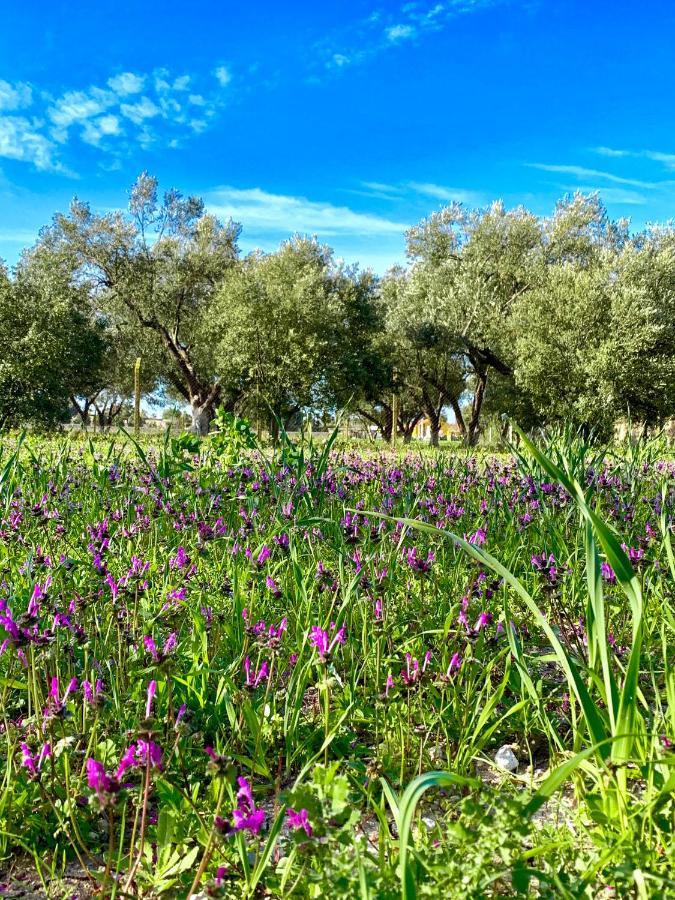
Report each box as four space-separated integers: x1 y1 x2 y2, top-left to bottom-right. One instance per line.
1 0 675 272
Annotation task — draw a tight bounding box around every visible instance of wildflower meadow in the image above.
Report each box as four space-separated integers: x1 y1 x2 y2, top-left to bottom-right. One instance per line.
0 423 673 898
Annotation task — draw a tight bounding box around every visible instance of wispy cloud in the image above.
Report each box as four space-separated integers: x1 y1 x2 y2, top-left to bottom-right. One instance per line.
315 0 507 74
206 186 409 238
0 65 234 173
593 146 675 170
352 179 483 205
528 163 658 190
406 181 483 203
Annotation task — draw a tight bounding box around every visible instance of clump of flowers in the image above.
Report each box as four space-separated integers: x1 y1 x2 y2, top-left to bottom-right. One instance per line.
215 777 266 837
309 622 345 663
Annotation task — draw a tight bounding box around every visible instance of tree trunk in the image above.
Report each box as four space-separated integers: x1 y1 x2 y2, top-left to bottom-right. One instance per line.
421 387 443 448
269 414 280 447
191 402 213 437
466 366 488 446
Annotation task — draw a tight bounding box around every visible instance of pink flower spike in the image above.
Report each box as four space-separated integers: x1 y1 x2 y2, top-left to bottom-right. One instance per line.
63 678 78 701
447 652 461 676
146 680 157 719
116 743 137 779
254 661 269 687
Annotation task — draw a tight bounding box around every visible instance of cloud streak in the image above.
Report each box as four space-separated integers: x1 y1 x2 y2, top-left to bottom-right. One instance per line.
206 186 409 238
593 146 675 170
528 163 658 190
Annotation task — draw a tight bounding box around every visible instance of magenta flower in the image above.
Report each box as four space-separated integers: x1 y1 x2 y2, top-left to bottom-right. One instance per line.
468 528 487 546
83 678 104 706
474 611 492 633
86 758 119 802
265 575 281 598
446 652 462 677
286 808 313 837
20 742 50 779
309 622 345 662
226 777 266 836
116 740 162 779
256 546 271 567
144 632 177 664
243 657 269 688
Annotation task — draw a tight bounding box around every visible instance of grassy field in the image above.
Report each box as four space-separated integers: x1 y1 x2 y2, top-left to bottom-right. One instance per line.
0 428 674 897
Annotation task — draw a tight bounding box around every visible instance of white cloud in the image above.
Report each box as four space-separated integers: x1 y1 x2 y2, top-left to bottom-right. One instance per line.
120 96 161 125
214 65 232 87
593 146 631 158
386 23 416 41
407 181 483 203
81 114 122 146
529 163 657 190
207 186 408 237
354 180 482 204
0 64 231 171
48 88 117 140
643 150 675 169
0 116 62 172
0 80 33 111
107 72 146 96
592 146 675 170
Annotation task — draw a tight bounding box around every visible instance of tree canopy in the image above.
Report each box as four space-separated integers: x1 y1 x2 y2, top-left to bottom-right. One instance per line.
1 176 673 443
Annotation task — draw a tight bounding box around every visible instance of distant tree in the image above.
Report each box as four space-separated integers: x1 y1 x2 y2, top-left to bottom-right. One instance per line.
70 320 162 429
405 193 630 442
513 221 675 433
216 237 361 440
43 172 241 435
383 267 466 445
0 249 105 430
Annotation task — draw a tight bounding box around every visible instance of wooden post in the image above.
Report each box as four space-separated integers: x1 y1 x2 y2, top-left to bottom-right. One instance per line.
390 392 398 447
134 357 142 437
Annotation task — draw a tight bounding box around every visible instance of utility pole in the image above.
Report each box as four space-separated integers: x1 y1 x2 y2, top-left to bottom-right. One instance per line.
134 357 142 437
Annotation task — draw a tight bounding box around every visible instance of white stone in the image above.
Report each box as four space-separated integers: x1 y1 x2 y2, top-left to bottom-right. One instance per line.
494 745 519 772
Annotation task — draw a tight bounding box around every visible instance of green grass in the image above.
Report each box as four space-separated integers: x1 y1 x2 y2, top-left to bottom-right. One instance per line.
0 427 673 897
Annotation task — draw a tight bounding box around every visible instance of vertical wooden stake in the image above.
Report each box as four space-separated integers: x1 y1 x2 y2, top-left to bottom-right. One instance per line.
134 357 142 437
390 392 398 447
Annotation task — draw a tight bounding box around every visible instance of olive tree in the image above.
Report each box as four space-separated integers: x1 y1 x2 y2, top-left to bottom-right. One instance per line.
43 172 241 435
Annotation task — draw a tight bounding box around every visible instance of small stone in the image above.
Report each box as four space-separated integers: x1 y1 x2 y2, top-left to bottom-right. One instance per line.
494 744 519 772
428 744 446 763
